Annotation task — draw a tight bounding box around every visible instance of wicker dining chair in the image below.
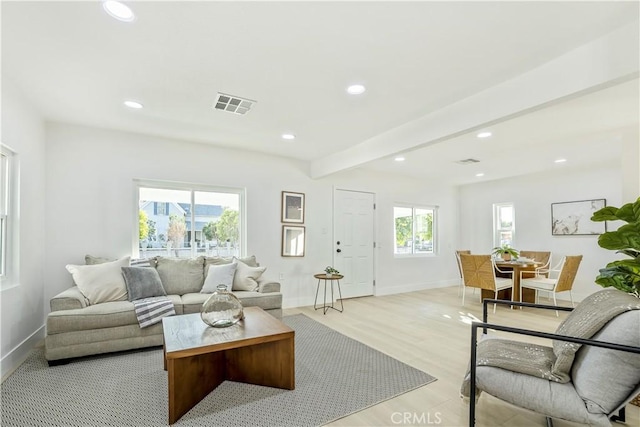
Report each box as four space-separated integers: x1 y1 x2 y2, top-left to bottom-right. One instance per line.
520 255 582 316
518 250 552 277
459 254 513 313
455 250 471 295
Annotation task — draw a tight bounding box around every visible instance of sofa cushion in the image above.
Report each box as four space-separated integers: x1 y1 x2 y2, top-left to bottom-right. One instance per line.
572 310 640 415
201 263 237 293
47 295 183 334
181 291 282 314
154 256 205 295
121 267 167 301
66 256 130 305
233 261 266 291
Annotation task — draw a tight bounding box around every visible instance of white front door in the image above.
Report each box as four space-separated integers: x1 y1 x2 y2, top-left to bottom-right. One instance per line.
333 189 375 298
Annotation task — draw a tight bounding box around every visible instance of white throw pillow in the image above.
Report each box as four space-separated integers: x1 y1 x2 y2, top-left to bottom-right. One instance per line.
66 256 130 305
201 263 238 293
232 261 266 292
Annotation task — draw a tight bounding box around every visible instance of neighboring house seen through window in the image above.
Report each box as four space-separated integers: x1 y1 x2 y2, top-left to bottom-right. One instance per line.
394 205 436 255
135 180 245 259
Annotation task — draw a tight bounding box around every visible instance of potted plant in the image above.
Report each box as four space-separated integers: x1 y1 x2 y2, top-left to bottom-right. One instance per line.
491 244 519 261
591 197 640 297
324 266 340 278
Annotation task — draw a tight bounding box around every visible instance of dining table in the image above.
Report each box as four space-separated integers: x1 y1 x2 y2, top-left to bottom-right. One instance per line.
481 260 543 304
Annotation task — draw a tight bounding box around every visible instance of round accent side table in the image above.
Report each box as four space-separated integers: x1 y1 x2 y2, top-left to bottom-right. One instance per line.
313 273 344 314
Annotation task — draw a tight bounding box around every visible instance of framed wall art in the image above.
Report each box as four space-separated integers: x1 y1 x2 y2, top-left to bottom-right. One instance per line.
551 199 606 236
282 225 305 257
281 191 305 223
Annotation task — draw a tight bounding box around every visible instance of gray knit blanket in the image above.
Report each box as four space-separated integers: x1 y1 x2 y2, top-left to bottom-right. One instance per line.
461 289 640 399
133 296 175 328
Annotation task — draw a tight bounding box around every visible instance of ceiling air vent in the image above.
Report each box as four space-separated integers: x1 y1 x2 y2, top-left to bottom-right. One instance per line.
213 93 256 115
455 158 481 165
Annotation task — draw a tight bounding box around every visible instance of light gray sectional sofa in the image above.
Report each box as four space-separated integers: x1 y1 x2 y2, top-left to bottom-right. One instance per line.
45 255 282 364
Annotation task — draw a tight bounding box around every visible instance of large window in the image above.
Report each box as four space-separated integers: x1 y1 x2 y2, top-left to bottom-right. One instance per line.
494 203 515 247
394 205 436 255
135 180 245 259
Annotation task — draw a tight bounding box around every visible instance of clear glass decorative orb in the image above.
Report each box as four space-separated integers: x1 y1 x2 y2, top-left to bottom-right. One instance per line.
200 284 244 328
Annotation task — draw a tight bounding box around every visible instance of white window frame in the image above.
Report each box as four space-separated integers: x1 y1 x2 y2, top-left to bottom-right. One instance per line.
133 179 246 259
393 204 437 257
493 202 515 248
1 144 19 289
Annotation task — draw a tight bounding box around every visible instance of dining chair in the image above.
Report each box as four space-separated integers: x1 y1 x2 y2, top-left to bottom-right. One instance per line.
520 255 583 316
459 254 513 313
455 250 471 295
520 251 551 279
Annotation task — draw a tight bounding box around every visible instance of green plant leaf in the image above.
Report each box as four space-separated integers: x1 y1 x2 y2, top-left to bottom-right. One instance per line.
591 206 620 222
597 222 640 252
591 198 640 223
595 263 640 294
613 198 640 223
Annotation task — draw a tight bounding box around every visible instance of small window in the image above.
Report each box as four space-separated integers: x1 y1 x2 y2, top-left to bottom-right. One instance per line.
494 203 515 247
1 144 18 287
0 150 7 277
394 205 436 255
135 180 245 259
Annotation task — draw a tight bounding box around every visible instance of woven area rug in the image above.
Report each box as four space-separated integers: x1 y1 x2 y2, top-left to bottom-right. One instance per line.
1 314 436 426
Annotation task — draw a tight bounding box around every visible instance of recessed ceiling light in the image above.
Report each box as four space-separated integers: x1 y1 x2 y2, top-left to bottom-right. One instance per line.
475 172 485 177
554 158 567 163
123 100 143 109
346 84 366 95
102 1 135 22
394 156 405 162
476 131 492 139
282 133 296 140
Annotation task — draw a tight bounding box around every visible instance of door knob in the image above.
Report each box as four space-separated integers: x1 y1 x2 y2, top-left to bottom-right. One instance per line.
336 249 342 253
336 241 341 245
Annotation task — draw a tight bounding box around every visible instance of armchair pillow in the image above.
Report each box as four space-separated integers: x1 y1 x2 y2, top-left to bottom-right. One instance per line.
65 256 130 305
121 266 167 301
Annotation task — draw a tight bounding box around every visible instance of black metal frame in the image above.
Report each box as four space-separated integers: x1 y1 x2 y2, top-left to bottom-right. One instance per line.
469 299 640 426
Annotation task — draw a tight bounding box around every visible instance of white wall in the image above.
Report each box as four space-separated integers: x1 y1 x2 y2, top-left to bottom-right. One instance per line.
44 123 460 310
0 81 46 378
458 161 624 301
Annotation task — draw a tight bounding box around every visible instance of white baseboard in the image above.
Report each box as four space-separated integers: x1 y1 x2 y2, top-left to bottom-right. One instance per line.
283 280 459 309
283 296 315 309
1 324 45 381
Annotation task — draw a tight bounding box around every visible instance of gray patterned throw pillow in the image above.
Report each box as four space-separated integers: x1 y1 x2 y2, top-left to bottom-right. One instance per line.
121 266 167 301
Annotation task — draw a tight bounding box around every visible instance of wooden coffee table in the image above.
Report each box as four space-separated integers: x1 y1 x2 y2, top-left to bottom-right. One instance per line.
162 307 295 424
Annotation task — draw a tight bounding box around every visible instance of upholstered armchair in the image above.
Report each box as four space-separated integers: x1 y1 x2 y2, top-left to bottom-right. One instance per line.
462 289 640 426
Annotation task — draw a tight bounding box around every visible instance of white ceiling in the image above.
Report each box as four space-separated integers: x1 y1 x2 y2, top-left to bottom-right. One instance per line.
2 1 639 184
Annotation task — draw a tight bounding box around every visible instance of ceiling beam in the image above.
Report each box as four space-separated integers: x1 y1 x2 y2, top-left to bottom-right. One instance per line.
310 21 639 179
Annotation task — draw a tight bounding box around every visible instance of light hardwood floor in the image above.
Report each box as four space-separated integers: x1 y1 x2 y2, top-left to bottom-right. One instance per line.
284 286 639 427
